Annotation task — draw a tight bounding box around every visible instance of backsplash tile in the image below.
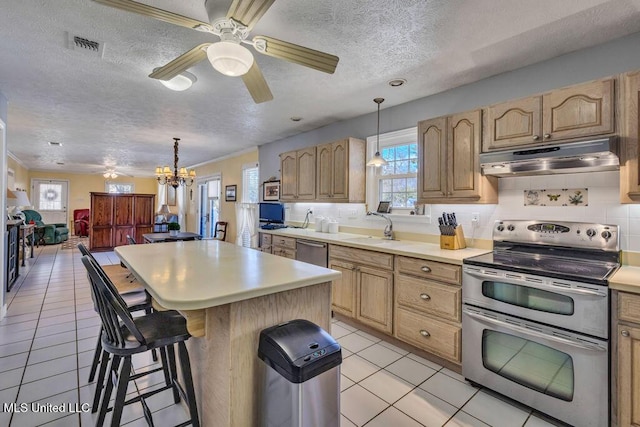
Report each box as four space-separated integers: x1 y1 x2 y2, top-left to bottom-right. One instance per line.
284 171 638 251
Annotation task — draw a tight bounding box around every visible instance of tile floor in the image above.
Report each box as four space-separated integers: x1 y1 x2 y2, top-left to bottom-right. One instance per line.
0 242 564 426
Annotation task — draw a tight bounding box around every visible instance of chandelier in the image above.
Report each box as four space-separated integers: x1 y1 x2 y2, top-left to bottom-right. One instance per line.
155 138 196 188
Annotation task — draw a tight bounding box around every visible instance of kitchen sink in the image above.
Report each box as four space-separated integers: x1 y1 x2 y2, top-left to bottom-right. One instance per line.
342 236 398 245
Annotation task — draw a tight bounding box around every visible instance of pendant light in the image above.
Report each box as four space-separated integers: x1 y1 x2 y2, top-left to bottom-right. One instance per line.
366 97 388 167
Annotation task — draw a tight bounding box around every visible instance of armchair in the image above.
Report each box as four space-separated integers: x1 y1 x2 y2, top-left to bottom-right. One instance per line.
23 209 70 245
74 209 90 237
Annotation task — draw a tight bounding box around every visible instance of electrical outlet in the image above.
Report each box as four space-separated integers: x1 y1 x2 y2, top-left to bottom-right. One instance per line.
471 212 480 225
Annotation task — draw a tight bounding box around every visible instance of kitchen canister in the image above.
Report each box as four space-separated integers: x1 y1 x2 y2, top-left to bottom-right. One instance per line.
315 217 324 232
321 218 330 233
328 221 339 234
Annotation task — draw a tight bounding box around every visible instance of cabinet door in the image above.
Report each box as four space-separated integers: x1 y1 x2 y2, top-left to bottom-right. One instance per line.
542 78 615 141
418 116 447 200
280 150 298 201
296 147 316 200
114 195 134 227
621 71 640 203
356 265 393 334
90 194 113 250
329 259 357 317
330 140 349 200
448 110 482 199
618 324 640 427
484 96 542 151
316 142 333 200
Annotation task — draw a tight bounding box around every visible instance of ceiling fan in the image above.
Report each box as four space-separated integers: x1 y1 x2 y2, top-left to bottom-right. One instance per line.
93 0 340 103
97 168 132 179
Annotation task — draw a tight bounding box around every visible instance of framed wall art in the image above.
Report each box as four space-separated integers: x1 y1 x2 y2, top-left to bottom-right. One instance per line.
263 180 280 201
225 185 237 202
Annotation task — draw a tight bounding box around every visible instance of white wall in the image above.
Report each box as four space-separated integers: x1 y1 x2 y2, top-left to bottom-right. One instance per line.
285 171 638 251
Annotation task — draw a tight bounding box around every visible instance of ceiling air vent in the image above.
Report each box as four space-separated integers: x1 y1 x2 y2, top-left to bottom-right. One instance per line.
66 33 104 58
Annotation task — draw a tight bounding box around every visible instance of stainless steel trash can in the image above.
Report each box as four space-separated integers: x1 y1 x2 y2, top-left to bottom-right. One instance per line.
258 319 342 427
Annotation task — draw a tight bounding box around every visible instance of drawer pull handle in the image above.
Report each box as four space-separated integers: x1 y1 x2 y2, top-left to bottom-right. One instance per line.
420 330 430 337
421 266 431 273
420 293 431 301
622 330 630 337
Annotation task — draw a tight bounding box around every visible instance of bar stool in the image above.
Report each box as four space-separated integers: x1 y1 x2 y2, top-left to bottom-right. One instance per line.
77 243 155 411
81 255 200 427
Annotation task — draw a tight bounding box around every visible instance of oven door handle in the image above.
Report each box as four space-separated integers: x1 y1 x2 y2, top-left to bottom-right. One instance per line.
463 309 607 352
464 268 608 297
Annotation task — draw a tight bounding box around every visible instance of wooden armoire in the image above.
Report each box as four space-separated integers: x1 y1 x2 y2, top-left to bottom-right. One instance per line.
89 192 156 251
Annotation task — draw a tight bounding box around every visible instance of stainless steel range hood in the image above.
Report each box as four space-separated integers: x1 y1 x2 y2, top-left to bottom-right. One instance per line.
480 137 619 177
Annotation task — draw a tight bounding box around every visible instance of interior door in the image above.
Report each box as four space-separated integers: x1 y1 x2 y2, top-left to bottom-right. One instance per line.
32 179 68 225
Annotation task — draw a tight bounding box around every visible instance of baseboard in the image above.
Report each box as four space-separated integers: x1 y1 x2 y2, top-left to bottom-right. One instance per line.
0 304 7 321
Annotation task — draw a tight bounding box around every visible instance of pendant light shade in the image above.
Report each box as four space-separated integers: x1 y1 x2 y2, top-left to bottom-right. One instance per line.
366 97 388 167
206 42 254 77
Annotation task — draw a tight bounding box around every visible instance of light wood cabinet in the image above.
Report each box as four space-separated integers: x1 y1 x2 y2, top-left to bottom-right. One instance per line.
280 147 316 201
418 110 497 204
484 78 615 151
621 70 640 203
329 244 394 334
616 291 640 426
271 235 296 259
316 137 366 202
89 192 155 251
258 233 272 253
394 255 462 364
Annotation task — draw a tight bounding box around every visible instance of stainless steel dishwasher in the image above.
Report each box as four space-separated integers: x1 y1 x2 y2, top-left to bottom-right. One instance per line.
296 239 328 267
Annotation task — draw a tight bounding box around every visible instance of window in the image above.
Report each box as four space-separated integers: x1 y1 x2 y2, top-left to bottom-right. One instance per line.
367 127 418 212
37 182 64 210
105 183 134 193
242 163 259 203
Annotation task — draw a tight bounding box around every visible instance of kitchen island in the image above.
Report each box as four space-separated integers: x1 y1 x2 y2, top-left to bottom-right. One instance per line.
116 239 341 426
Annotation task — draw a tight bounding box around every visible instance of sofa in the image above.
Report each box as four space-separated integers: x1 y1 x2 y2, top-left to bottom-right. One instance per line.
74 209 90 237
23 209 70 245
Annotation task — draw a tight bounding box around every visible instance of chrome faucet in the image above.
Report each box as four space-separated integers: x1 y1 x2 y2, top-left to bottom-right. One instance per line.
367 212 394 240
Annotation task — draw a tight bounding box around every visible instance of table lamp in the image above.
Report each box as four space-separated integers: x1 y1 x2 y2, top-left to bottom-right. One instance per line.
158 204 171 222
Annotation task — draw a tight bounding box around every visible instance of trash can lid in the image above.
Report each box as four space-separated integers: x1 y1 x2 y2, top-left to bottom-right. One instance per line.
258 319 342 383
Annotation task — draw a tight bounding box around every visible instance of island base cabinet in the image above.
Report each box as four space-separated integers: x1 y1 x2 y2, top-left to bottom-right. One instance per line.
395 306 461 363
183 282 331 427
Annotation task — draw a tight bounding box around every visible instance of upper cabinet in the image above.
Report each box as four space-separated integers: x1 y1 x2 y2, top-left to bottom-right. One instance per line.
484 78 615 151
418 110 498 204
621 70 640 203
279 137 365 203
316 138 365 202
280 147 316 201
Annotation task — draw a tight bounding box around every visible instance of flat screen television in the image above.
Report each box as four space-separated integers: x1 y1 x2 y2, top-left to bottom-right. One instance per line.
259 203 285 224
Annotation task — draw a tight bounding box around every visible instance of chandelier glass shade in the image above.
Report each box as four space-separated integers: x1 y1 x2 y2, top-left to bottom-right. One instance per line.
366 97 389 168
155 138 196 188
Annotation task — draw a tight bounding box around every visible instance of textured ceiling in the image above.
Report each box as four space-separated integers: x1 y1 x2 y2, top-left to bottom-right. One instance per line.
2 0 640 177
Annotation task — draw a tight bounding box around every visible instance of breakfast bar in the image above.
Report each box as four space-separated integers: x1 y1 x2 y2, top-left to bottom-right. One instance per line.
116 240 341 426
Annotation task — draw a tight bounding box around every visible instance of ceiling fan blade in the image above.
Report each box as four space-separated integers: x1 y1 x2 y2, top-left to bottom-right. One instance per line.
93 0 214 32
242 62 273 104
252 36 339 74
227 0 275 31
149 43 211 80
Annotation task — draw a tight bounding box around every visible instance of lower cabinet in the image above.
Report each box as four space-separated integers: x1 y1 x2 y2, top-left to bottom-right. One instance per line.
616 291 640 426
329 245 394 334
258 233 272 253
271 235 296 259
394 256 462 364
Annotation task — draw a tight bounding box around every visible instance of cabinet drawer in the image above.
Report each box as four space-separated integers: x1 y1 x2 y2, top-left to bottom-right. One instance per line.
259 246 271 254
329 245 393 270
260 233 272 247
272 236 296 250
395 256 461 284
395 275 461 322
273 247 296 259
619 292 640 323
395 307 461 363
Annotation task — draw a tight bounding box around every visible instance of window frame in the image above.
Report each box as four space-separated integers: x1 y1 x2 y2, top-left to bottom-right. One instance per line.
241 162 259 203
104 182 135 194
366 127 418 215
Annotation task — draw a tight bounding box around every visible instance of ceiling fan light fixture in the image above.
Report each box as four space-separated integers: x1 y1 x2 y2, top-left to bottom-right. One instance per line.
157 70 197 91
206 42 254 77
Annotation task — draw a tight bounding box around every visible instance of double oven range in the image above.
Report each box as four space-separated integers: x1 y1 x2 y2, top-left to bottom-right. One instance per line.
462 220 620 427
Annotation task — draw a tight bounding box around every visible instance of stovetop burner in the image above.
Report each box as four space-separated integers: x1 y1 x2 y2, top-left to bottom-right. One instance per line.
463 220 621 285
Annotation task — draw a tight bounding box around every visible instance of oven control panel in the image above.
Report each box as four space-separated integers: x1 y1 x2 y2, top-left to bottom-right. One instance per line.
493 220 619 251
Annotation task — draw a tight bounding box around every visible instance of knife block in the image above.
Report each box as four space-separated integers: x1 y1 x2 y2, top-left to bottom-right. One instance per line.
440 225 466 250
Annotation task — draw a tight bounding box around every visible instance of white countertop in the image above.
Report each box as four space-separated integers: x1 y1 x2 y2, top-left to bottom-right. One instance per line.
261 228 490 265
115 240 341 310
610 266 640 294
